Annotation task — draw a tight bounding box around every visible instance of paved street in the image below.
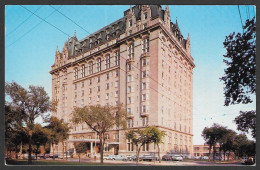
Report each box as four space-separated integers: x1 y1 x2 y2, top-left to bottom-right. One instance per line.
49 158 250 166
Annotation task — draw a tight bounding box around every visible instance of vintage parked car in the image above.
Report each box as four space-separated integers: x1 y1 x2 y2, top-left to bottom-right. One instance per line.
131 155 142 161
172 155 183 161
114 155 128 160
162 154 172 161
201 156 209 160
140 154 159 161
103 155 116 160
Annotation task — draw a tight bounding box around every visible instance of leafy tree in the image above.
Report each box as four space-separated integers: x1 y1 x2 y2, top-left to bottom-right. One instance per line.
234 110 256 138
125 129 151 163
5 102 26 159
75 142 88 162
144 126 166 163
32 124 49 160
45 116 69 160
221 17 255 106
5 81 51 164
219 129 236 160
71 104 127 163
202 123 229 161
233 134 249 159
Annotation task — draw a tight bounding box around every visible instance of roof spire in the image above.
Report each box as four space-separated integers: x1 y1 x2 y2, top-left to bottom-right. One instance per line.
74 30 76 37
130 5 132 12
165 5 169 12
56 45 59 51
176 17 178 25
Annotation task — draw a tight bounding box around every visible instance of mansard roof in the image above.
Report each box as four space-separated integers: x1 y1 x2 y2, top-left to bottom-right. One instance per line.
64 5 187 58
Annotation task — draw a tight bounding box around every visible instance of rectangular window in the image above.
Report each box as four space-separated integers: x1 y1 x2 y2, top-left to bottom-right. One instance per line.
88 62 93 74
89 79 92 85
128 75 131 82
105 55 110 69
82 90 84 97
128 97 131 104
106 83 109 90
106 93 109 100
97 76 100 83
128 86 131 93
115 91 119 97
106 73 109 80
128 43 134 59
89 97 92 103
89 88 92 94
143 38 149 52
97 58 101 72
81 65 85 77
97 95 100 102
115 70 119 77
115 81 119 88
98 86 100 92
142 94 146 101
74 68 78 80
115 51 120 65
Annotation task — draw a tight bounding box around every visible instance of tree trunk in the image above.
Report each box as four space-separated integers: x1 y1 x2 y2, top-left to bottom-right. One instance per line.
100 138 104 163
15 144 18 159
227 152 230 161
213 146 216 162
36 146 39 160
137 146 141 163
52 143 55 160
28 132 32 164
208 145 211 162
157 143 161 163
62 142 65 160
224 151 226 161
78 154 80 163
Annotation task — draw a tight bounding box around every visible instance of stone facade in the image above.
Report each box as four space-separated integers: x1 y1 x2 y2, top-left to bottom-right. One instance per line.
50 5 195 157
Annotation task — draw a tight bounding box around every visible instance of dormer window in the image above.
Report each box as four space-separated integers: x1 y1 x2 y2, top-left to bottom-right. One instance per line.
144 12 148 19
129 19 132 27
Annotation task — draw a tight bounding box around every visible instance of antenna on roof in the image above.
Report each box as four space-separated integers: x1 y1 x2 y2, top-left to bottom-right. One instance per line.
74 30 76 37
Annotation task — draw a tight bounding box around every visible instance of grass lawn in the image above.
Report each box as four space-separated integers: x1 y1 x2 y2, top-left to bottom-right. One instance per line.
5 159 124 166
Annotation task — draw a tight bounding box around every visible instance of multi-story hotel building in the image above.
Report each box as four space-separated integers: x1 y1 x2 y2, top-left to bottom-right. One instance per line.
50 5 195 157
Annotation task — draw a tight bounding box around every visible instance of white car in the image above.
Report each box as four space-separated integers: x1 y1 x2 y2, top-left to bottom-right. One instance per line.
103 155 116 160
201 156 209 160
172 155 183 161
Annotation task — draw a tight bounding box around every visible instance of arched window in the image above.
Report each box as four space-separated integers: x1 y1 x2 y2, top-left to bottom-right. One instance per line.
105 55 110 69
74 67 78 80
115 51 120 66
81 65 85 78
96 58 101 72
88 61 93 75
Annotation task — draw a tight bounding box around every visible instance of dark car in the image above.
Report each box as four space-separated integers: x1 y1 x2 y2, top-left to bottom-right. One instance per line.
162 154 172 161
49 154 59 158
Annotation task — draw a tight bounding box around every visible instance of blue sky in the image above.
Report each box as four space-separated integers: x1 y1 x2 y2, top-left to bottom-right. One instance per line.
5 5 256 144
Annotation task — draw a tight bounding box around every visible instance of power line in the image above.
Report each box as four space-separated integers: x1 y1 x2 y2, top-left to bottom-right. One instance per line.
6 5 64 48
20 5 70 38
237 5 244 32
6 6 43 37
49 5 92 35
